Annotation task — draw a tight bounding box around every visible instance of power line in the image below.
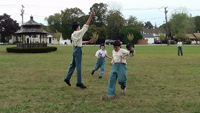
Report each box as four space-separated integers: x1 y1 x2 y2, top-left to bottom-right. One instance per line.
24 13 47 17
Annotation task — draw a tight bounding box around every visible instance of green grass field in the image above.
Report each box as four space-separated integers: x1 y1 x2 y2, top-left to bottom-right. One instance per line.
0 45 200 112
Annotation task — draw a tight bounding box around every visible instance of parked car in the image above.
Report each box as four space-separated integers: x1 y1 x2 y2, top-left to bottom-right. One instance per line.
155 40 161 44
105 39 122 45
105 39 115 45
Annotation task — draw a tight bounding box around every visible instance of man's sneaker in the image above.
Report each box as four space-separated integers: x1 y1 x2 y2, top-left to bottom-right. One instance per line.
76 83 87 89
100 95 115 100
64 79 71 86
99 76 102 79
91 70 94 75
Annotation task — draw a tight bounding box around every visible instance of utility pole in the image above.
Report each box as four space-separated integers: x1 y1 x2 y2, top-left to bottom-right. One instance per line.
20 5 25 43
164 7 169 45
21 5 25 25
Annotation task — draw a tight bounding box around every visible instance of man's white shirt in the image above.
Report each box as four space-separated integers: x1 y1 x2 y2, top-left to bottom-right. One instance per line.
71 24 89 47
177 42 182 47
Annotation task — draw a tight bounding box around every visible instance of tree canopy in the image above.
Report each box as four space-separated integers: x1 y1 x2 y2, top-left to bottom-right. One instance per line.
43 3 199 44
169 7 195 40
194 16 200 32
119 26 143 44
0 13 20 42
144 21 154 29
126 16 143 31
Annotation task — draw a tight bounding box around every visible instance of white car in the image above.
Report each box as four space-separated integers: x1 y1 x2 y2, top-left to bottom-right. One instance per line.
105 39 122 45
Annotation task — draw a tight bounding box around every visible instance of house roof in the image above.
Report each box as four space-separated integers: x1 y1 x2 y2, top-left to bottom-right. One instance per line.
194 33 200 38
47 33 62 37
143 34 154 38
186 34 196 39
142 28 166 34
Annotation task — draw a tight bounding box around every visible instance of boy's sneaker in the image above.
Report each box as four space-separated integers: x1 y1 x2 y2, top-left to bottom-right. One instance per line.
76 83 87 89
91 70 94 75
64 79 71 86
99 76 102 79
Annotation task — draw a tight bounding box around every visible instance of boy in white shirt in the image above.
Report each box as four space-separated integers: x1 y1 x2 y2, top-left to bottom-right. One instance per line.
64 12 95 89
100 40 135 100
177 39 183 56
91 43 112 78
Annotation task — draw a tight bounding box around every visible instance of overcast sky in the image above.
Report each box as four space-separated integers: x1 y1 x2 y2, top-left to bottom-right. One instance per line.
1 0 200 27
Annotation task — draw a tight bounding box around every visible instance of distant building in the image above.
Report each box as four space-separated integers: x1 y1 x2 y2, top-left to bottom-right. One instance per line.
142 34 154 44
141 28 166 44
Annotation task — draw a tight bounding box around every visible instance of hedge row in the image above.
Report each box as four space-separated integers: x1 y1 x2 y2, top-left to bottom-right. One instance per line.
6 47 57 53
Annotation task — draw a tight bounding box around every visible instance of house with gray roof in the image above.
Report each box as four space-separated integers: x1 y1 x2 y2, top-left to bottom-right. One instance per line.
141 28 166 43
142 34 154 44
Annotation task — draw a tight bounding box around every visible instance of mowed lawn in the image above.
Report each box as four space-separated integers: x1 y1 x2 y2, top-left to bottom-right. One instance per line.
0 45 200 112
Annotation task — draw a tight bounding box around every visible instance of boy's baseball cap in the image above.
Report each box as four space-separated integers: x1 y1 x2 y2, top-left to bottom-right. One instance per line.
72 22 80 30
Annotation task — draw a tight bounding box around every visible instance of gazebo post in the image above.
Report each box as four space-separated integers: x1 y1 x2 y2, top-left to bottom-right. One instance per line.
46 35 47 45
40 34 41 43
30 35 32 48
46 34 47 47
43 35 44 44
19 35 21 48
21 35 23 44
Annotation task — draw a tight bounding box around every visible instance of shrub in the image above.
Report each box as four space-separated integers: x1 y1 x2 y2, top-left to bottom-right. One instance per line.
6 47 57 53
170 40 176 44
186 40 191 44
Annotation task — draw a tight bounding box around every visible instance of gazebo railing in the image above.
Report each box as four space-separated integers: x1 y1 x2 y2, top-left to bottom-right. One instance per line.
17 43 47 48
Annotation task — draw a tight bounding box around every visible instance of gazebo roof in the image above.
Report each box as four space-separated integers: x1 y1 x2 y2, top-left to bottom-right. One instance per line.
15 16 48 35
15 28 48 35
23 16 41 26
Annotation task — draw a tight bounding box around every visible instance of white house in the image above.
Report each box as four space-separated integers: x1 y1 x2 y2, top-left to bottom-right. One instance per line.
59 37 71 45
142 34 154 44
141 28 166 43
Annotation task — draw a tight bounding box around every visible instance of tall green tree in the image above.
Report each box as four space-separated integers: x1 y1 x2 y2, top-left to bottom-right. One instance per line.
126 16 143 31
119 26 143 44
112 22 120 40
86 3 107 40
89 3 108 27
45 13 61 33
60 7 85 39
83 24 107 41
0 13 20 42
194 16 200 32
144 21 154 29
107 10 125 39
170 7 195 41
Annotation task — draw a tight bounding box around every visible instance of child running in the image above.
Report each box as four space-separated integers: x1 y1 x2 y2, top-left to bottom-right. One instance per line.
100 40 135 100
91 43 112 78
